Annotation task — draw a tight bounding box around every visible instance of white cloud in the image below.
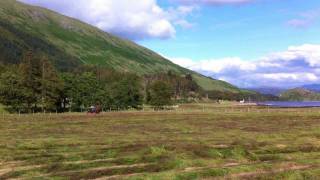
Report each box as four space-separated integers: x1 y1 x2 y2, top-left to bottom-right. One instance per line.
287 9 320 29
176 5 196 14
171 57 256 73
287 19 311 28
20 0 196 40
169 44 320 88
261 73 318 82
167 5 198 29
174 19 195 28
173 0 254 5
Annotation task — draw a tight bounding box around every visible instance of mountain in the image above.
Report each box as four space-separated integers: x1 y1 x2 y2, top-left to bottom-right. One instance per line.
0 0 240 93
301 84 320 93
280 88 320 101
247 87 287 96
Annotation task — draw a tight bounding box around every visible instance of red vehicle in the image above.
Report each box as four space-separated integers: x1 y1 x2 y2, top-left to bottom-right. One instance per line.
87 105 102 114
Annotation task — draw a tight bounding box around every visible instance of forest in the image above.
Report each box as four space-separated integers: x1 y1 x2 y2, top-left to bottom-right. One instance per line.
0 51 277 113
0 51 204 113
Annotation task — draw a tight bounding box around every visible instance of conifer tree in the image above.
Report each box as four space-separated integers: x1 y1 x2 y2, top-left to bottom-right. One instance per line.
40 57 63 111
148 80 173 108
19 51 42 111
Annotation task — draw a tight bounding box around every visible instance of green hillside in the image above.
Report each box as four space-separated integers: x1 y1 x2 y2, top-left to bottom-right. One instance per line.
280 88 320 101
0 0 240 92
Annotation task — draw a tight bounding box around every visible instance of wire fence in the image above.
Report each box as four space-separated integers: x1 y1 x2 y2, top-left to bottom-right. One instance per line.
2 105 320 121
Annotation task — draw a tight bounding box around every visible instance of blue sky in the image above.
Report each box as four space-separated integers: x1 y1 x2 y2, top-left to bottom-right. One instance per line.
20 0 320 88
141 0 320 60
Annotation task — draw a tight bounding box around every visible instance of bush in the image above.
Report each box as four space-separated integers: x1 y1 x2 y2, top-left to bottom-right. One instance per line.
148 80 173 109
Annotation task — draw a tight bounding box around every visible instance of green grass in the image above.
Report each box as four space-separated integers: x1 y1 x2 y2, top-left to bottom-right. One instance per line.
0 104 6 113
192 74 239 92
0 103 319 179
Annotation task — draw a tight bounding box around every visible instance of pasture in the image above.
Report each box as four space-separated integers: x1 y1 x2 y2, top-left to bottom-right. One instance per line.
0 104 320 179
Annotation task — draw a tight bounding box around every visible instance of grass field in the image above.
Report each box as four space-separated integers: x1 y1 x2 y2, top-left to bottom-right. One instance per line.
0 104 320 179
0 104 7 113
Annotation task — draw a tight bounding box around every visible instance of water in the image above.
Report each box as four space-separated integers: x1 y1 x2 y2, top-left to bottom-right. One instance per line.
257 101 320 108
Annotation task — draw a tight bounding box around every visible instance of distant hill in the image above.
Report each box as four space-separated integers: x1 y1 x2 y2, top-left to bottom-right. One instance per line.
0 0 240 93
248 87 286 96
301 84 320 93
280 88 320 101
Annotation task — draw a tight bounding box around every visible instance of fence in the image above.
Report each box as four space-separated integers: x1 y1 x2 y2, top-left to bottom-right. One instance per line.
2 105 320 121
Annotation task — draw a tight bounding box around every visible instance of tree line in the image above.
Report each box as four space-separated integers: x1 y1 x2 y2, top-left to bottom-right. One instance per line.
0 52 200 113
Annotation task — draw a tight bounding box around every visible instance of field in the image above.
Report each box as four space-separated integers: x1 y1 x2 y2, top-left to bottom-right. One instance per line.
0 104 320 179
0 104 6 113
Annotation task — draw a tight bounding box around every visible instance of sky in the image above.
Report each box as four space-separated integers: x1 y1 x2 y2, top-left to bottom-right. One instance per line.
19 0 320 88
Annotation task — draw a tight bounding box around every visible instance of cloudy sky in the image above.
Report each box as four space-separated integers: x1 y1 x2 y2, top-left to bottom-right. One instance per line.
20 0 320 88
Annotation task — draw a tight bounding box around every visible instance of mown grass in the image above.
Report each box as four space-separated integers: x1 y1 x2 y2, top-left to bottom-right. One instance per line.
0 104 6 113
0 104 319 179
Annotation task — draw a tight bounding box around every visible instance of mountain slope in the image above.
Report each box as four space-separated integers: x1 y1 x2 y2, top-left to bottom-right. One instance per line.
280 88 320 101
0 0 240 92
301 84 320 93
248 87 287 96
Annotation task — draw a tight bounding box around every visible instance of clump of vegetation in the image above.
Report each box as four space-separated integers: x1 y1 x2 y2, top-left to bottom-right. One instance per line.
147 81 174 109
0 52 204 113
0 52 62 113
280 88 320 101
